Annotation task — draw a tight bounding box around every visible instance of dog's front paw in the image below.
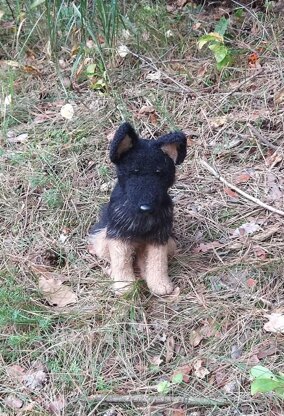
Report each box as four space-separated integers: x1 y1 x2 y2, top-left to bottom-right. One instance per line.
148 280 174 296
112 280 134 295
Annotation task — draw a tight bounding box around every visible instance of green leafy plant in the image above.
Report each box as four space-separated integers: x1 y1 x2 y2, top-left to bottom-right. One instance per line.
198 17 231 70
157 372 184 395
250 365 284 398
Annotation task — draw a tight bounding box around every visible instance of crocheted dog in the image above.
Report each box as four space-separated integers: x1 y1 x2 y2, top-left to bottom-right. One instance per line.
88 122 186 295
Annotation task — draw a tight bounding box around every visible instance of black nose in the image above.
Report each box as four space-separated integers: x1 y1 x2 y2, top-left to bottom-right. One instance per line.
139 204 153 213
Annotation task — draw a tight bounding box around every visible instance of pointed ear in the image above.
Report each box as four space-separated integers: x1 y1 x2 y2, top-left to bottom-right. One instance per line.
109 123 139 163
156 131 186 165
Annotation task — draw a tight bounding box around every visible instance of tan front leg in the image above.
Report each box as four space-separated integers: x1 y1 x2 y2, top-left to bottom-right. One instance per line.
108 239 136 294
88 228 110 260
144 243 174 296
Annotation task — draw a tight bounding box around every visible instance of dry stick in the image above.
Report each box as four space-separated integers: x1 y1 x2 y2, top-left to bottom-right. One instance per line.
200 160 284 217
89 394 229 407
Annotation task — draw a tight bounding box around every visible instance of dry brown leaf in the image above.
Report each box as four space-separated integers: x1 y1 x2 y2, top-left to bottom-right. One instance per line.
38 275 77 307
208 116 227 129
232 222 261 238
234 173 251 184
172 409 187 416
173 364 192 383
165 336 175 363
6 364 25 382
149 355 163 366
263 313 284 334
193 359 209 379
224 188 238 199
23 65 41 76
138 105 155 115
246 278 257 288
189 330 203 347
257 344 277 359
197 62 209 78
23 369 47 391
7 133 29 144
253 246 267 260
265 151 283 169
274 86 284 105
4 395 23 410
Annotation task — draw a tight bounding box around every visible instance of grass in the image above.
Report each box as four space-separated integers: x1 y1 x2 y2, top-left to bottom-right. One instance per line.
1 0 284 414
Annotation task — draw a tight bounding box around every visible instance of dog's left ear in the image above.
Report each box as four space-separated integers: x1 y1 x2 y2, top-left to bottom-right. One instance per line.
155 132 187 165
110 122 139 163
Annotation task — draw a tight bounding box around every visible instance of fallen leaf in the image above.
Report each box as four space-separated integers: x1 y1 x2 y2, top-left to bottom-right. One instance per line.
146 71 162 81
215 370 228 387
253 246 267 260
234 173 251 184
165 336 175 363
138 105 155 115
23 65 41 76
4 395 23 410
232 222 261 238
208 115 227 128
60 103 74 120
224 188 238 199
231 344 242 360
193 359 210 379
172 408 187 416
263 313 284 334
149 355 163 366
248 52 260 67
189 330 203 347
197 62 209 78
117 45 130 58
6 364 25 382
7 133 29 144
265 151 282 168
38 275 77 307
23 369 47 391
223 380 238 393
193 241 222 253
274 86 284 105
247 278 257 288
245 354 260 365
257 344 277 359
46 396 65 415
173 364 192 383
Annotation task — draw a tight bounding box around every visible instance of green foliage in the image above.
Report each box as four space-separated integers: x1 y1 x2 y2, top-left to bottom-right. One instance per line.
157 372 184 394
198 17 232 70
250 366 284 398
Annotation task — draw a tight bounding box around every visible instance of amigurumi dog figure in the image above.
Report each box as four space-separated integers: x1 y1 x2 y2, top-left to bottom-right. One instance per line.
88 122 186 295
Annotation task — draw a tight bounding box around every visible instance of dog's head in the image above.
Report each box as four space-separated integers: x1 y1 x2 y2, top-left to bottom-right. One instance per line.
109 122 186 215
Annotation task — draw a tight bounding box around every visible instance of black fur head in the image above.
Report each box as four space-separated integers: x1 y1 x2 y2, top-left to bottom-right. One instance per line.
106 122 186 244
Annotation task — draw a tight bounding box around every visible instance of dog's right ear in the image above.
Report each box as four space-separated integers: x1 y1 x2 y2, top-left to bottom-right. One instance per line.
109 123 139 163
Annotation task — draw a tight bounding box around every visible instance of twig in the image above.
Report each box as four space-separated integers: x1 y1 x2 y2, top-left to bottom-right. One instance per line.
248 124 280 151
200 160 284 217
89 393 229 407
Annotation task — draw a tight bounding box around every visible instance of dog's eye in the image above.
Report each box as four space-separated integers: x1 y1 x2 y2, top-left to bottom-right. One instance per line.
155 169 162 174
132 168 140 174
